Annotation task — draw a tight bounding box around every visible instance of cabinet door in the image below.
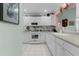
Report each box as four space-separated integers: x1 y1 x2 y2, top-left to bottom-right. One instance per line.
23 32 31 43
54 37 64 56
55 42 64 56
63 41 79 56
50 36 56 55
40 32 46 43
39 16 52 26
46 34 56 55
63 48 72 56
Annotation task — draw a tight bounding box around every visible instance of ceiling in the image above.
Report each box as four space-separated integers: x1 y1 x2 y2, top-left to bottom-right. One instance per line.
22 3 63 15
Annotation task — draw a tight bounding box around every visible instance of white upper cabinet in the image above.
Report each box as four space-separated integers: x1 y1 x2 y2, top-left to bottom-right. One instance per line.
39 16 52 26
23 17 40 26
23 16 52 26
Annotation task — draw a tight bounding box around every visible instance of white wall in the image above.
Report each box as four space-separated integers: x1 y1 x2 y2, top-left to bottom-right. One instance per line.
39 16 52 25
76 4 79 32
76 3 79 18
0 4 23 56
58 7 76 32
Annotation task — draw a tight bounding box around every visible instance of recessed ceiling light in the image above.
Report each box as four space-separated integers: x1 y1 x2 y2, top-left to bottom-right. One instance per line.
44 9 47 12
24 9 27 12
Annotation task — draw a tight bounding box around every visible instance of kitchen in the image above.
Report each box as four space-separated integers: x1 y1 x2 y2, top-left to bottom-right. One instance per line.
22 3 77 56
0 3 79 56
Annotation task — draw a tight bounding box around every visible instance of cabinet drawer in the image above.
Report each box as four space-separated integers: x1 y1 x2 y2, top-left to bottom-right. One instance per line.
63 41 79 56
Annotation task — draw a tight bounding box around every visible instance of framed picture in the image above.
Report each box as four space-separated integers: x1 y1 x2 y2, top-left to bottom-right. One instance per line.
0 3 3 21
0 3 19 25
62 18 68 27
69 21 75 26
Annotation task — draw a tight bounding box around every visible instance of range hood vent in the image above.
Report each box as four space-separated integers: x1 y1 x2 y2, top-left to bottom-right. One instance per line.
25 14 43 17
24 12 46 17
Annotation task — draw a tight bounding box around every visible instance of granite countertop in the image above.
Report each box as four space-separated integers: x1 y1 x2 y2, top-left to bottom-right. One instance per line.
51 33 79 48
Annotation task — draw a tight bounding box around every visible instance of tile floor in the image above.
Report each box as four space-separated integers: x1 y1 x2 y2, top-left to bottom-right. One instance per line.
22 44 51 56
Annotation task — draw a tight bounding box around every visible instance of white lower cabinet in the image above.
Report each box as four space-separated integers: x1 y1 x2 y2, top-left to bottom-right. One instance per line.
63 41 79 56
55 41 72 56
63 48 72 56
23 32 31 43
55 42 64 56
46 34 79 56
40 32 46 43
46 35 56 56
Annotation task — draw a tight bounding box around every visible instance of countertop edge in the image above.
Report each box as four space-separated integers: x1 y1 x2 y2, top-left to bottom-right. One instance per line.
51 33 79 48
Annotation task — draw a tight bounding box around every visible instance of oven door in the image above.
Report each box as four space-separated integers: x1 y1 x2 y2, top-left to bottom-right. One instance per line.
31 32 41 42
